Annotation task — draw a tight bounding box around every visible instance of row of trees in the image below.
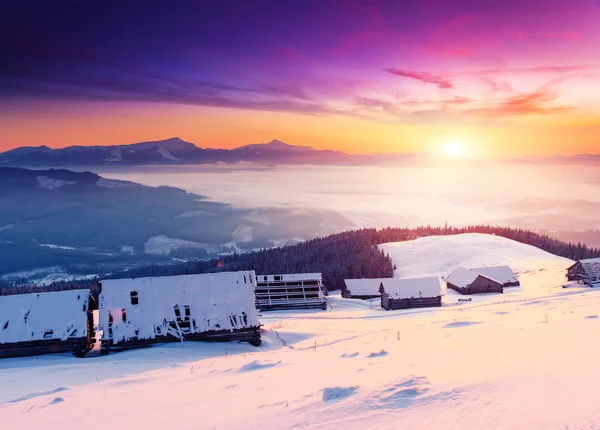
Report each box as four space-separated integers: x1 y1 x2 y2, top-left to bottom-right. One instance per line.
2 224 598 298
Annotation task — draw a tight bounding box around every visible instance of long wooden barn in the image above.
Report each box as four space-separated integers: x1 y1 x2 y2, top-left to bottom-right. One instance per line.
566 258 600 285
0 289 96 359
471 265 520 287
380 277 442 310
98 271 261 355
342 278 385 299
445 267 503 295
254 273 327 311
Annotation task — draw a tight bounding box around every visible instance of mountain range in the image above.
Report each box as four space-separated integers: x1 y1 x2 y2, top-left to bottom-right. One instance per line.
2 137 599 168
0 138 363 167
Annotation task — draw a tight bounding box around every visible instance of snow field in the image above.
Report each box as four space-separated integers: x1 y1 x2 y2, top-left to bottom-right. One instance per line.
1 234 598 429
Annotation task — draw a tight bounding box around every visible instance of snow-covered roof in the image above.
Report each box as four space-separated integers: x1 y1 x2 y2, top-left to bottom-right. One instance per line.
0 290 91 344
569 259 600 282
257 273 322 283
471 265 518 284
380 277 442 299
343 278 387 296
576 258 600 264
99 271 260 344
445 267 487 289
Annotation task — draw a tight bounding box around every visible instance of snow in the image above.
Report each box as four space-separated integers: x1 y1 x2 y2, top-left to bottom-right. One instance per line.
3 233 595 430
343 278 387 296
173 210 216 219
257 273 323 283
575 257 600 264
99 272 259 344
0 224 14 232
0 268 97 286
0 290 91 344
39 244 77 251
96 178 137 188
143 235 215 255
156 147 180 161
471 265 518 284
381 277 442 299
120 245 135 254
35 176 76 190
444 267 485 288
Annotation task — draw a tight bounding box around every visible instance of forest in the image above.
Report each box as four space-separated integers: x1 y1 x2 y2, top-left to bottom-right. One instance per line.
1 224 598 299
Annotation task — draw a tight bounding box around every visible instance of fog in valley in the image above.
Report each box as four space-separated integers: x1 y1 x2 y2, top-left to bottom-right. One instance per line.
98 160 600 247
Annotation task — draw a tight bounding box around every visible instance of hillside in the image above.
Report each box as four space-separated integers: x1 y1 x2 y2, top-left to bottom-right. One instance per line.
2 234 600 429
0 167 352 280
380 233 573 303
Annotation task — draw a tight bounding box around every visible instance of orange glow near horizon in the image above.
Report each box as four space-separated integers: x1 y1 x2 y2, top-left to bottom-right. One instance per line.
2 101 599 158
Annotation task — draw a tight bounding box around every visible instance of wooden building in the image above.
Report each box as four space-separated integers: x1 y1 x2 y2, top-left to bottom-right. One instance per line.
445 267 503 295
0 290 96 359
380 277 442 310
471 265 520 287
566 258 600 285
342 278 385 299
254 273 327 311
98 271 261 355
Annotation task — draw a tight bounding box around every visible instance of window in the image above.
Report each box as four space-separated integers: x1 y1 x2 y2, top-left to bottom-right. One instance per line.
274 275 281 281
130 291 139 305
43 329 54 339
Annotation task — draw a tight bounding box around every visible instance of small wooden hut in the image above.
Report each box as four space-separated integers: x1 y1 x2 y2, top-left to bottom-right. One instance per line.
98 271 261 355
0 289 96 359
342 278 385 299
471 265 520 287
445 267 503 295
380 277 442 310
254 273 327 311
566 258 600 285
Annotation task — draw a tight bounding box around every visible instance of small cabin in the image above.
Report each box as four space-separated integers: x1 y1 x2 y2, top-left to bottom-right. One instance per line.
445 267 503 295
566 258 600 285
254 273 327 311
98 271 261 355
380 277 442 310
342 278 386 299
0 289 96 359
471 265 520 287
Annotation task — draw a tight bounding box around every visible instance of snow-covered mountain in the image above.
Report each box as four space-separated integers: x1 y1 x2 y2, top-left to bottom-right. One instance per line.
0 137 361 167
4 233 600 430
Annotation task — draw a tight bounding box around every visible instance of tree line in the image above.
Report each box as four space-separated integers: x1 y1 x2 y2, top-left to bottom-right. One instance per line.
2 224 598 299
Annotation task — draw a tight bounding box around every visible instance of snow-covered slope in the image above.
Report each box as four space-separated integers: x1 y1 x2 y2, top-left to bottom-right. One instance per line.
380 233 573 302
2 234 599 430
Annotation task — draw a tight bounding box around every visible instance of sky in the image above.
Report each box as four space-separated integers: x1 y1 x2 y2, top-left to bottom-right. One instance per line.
1 0 599 157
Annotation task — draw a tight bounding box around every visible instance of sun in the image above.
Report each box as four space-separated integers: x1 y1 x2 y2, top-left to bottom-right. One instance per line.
441 141 466 158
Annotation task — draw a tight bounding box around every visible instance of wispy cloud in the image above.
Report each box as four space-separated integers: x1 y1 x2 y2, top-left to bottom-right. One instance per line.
469 89 570 117
383 69 454 89
472 66 585 75
537 31 582 41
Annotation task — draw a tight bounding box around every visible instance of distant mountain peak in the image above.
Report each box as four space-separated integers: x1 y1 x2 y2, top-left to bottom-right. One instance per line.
235 139 316 153
0 137 362 167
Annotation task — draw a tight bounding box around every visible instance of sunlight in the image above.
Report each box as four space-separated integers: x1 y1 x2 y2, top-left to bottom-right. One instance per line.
441 141 467 158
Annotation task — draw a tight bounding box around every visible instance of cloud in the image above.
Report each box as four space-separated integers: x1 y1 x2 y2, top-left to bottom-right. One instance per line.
383 69 454 89
478 76 513 93
469 89 570 117
537 31 582 41
473 66 584 75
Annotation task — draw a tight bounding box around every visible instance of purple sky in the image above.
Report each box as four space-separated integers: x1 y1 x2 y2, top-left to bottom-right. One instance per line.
1 0 599 155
